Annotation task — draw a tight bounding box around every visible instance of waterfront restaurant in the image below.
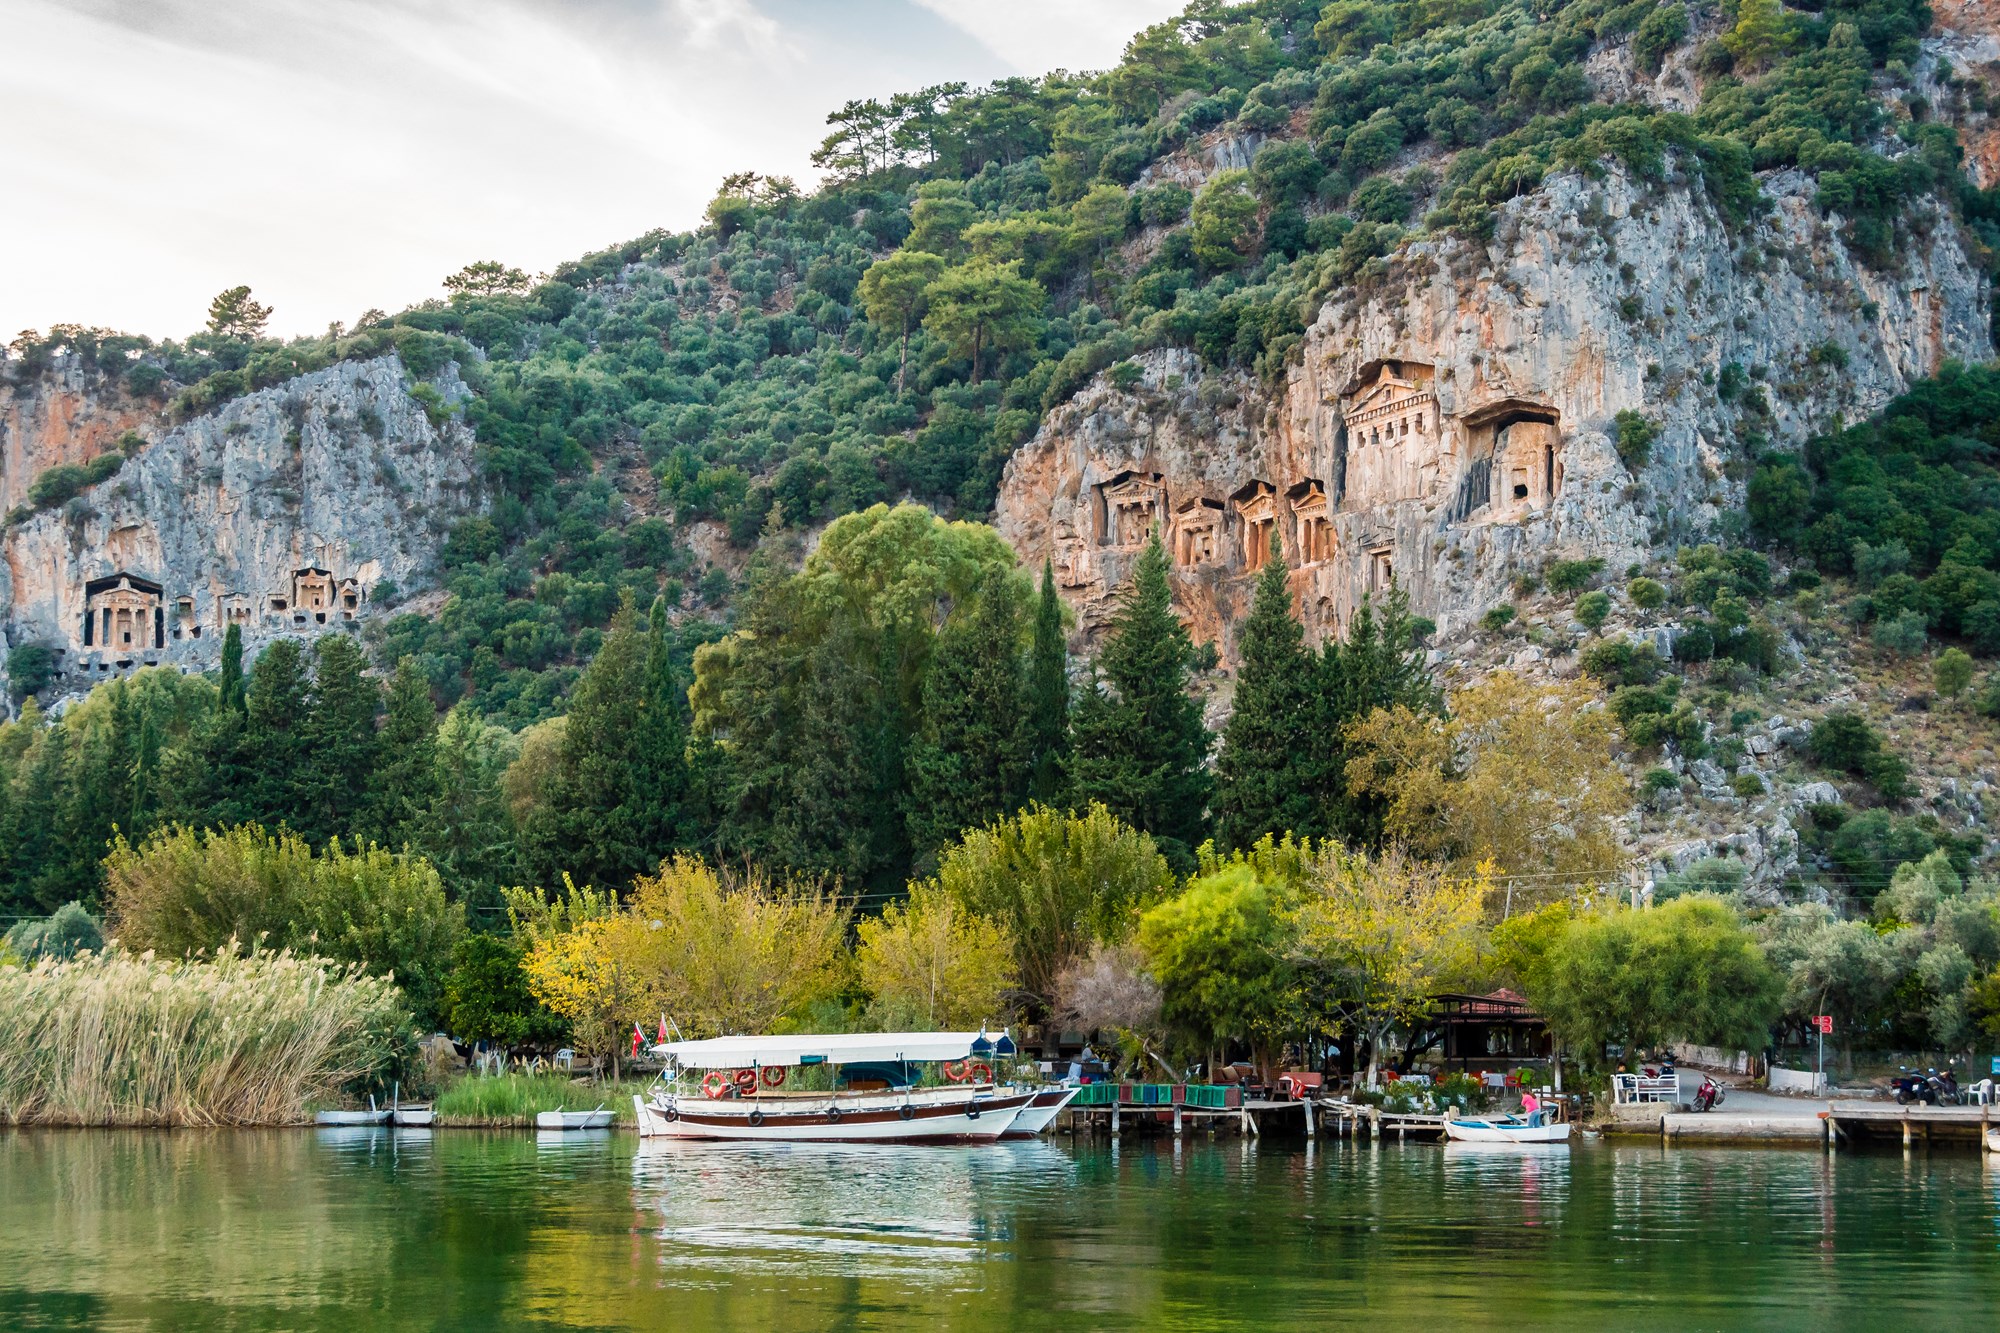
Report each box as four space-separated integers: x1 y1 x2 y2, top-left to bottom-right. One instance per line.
1428 988 1552 1066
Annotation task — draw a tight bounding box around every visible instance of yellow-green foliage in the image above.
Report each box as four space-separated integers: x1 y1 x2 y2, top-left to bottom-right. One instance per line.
105 824 464 1023
0 946 406 1126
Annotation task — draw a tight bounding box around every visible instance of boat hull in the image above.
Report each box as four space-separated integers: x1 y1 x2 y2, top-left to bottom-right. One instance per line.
314 1110 392 1127
1444 1118 1572 1144
536 1110 615 1130
1001 1087 1077 1138
391 1107 433 1127
636 1089 1033 1143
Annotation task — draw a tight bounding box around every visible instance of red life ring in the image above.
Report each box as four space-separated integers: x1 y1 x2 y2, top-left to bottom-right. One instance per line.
700 1071 728 1099
761 1066 787 1088
733 1068 757 1091
943 1060 969 1083
967 1062 992 1084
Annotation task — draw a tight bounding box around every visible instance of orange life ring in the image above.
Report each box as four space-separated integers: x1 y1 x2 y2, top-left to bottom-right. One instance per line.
761 1066 787 1088
967 1062 992 1084
733 1068 757 1091
701 1071 729 1099
943 1060 969 1083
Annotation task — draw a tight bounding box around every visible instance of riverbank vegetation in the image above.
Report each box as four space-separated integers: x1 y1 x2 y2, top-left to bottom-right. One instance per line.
0 946 405 1127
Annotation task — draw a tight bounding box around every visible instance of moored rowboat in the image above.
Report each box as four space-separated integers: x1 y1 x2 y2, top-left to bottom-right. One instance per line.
1444 1115 1572 1144
536 1106 614 1130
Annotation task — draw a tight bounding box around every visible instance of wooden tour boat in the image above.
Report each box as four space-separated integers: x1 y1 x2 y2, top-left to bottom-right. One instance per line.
635 1030 1068 1143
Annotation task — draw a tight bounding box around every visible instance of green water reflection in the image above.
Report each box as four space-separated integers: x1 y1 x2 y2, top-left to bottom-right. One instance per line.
3 1129 1997 1329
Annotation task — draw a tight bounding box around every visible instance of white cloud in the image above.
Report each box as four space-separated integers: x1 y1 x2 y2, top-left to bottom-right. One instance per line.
1 0 1158 340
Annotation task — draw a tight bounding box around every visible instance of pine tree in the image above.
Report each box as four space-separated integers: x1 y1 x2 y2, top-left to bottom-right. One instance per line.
367 656 440 848
11 725 74 914
1026 559 1069 802
296 634 381 844
1214 532 1317 848
412 706 520 910
1066 532 1213 867
245 638 311 830
1318 583 1441 843
905 566 1031 865
630 598 693 866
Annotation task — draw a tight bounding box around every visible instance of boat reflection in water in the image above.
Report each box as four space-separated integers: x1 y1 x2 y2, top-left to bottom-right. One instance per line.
630 1138 1074 1280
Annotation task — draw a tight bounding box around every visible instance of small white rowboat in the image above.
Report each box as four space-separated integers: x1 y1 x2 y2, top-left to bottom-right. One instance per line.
391 1104 434 1127
1445 1115 1571 1144
1001 1086 1079 1139
316 1097 391 1128
536 1106 614 1130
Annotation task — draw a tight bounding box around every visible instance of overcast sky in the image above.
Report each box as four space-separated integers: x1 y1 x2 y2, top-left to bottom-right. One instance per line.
1 0 1185 340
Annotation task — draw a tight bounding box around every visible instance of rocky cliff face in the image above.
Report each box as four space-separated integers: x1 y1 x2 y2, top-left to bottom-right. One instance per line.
0 355 483 701
998 167 1994 658
0 355 159 515
1929 0 2000 190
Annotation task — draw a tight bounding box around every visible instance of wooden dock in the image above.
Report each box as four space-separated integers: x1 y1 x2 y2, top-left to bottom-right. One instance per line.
1825 1104 1998 1150
1060 1087 1448 1141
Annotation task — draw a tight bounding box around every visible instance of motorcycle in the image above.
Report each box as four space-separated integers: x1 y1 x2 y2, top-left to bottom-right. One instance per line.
1692 1076 1724 1112
1892 1067 1942 1105
1927 1067 1961 1106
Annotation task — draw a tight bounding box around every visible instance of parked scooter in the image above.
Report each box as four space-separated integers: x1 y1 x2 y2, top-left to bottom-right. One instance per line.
1892 1067 1948 1105
1692 1075 1724 1112
1927 1066 1961 1106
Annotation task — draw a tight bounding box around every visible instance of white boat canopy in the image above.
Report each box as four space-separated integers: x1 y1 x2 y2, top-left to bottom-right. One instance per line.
650 1031 1014 1069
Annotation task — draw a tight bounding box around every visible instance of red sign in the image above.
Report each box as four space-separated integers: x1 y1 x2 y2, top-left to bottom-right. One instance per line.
1813 1015 1833 1034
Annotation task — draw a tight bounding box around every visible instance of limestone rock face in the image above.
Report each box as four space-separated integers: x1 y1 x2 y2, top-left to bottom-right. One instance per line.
0 355 483 698
1929 0 2000 190
997 168 1993 658
0 354 159 514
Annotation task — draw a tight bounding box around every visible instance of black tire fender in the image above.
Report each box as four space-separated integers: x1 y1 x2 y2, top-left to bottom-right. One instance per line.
825 1105 842 1123
898 1103 915 1121
747 1110 765 1127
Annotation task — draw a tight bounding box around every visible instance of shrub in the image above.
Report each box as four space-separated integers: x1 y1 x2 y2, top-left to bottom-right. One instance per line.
6 642 58 698
1481 604 1517 632
1643 767 1682 795
27 464 90 509
1546 557 1605 593
442 933 567 1049
1934 647 1975 700
3 903 104 962
1654 857 1746 901
105 825 465 1026
1871 608 1928 657
1806 710 1911 801
1575 590 1611 630
1629 577 1667 610
1613 411 1661 472
1674 622 1716 663
1730 772 1766 798
1581 638 1664 686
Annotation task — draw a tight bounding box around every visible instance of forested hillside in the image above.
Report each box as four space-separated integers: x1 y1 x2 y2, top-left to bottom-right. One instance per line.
5 0 2000 925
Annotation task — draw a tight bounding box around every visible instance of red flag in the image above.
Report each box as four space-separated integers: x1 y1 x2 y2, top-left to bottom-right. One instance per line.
631 1024 643 1056
658 1015 668 1043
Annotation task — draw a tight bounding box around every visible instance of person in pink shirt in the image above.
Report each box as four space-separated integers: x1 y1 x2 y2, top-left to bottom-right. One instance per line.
1520 1089 1542 1127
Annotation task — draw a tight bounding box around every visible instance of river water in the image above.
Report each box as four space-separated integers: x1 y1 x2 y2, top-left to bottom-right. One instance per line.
3 1128 1997 1329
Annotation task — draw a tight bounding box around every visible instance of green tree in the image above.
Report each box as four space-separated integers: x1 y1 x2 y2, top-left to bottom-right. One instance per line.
217 622 246 714
367 657 440 847
442 932 566 1047
1935 648 1975 700
857 249 946 394
1215 535 1318 848
1189 169 1260 270
934 802 1176 1018
412 707 522 907
631 598 695 866
1535 896 1783 1065
296 635 381 845
443 261 530 297
1723 0 1796 71
205 285 272 339
921 260 1044 383
245 639 311 829
1137 862 1295 1068
1068 533 1213 866
905 566 1032 867
1026 560 1070 802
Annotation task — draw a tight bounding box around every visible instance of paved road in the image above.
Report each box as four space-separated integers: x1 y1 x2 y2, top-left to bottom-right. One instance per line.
1675 1066 1991 1116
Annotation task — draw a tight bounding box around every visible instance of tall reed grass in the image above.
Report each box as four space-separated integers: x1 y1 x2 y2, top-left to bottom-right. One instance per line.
0 945 407 1126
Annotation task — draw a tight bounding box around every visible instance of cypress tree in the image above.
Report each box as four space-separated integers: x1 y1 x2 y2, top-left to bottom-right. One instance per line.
1214 532 1317 848
11 725 74 914
523 597 649 889
631 598 693 866
412 705 520 909
246 638 311 830
367 656 441 848
217 622 246 714
1066 532 1213 867
905 565 1030 866
297 634 381 844
1026 559 1069 802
